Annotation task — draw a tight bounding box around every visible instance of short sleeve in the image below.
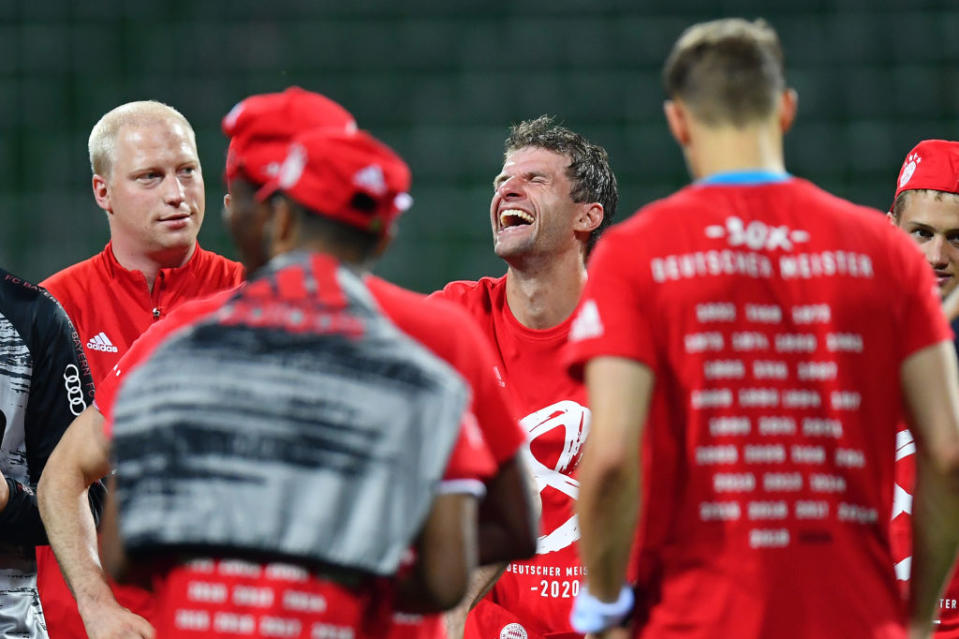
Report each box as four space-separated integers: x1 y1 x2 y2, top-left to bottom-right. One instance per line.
565 228 658 379
439 411 496 498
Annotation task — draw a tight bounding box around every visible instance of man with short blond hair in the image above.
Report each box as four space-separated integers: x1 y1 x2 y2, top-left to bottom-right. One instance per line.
568 18 959 639
38 100 243 639
43 100 243 382
87 101 194 177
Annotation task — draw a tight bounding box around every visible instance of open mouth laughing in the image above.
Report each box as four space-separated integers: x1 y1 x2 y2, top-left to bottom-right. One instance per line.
499 208 534 230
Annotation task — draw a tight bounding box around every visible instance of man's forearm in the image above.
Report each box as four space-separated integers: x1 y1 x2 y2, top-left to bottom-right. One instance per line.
577 453 639 600
578 357 651 602
37 406 117 619
38 467 115 616
910 448 959 634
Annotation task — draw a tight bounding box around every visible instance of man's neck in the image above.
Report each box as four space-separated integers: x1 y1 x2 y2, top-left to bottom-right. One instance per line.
690 121 786 180
504 249 588 330
110 242 196 293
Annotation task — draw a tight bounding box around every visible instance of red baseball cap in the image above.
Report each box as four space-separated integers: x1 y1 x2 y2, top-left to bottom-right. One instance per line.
257 129 413 236
893 139 959 207
222 87 356 186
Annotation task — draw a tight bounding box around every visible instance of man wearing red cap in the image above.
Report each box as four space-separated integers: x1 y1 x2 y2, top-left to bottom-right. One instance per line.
566 19 959 639
890 140 959 307
219 91 538 639
36 99 244 639
431 116 616 639
889 139 959 638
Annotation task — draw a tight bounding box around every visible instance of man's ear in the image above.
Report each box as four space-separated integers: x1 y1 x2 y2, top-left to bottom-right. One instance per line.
272 198 297 245
779 89 799 134
664 100 691 147
372 225 396 259
575 203 604 234
262 197 297 257
92 174 111 213
886 210 899 227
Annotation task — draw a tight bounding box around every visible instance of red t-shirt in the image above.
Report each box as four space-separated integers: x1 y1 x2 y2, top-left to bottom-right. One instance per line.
366 276 528 639
38 241 243 639
890 428 959 637
433 276 588 639
565 177 952 639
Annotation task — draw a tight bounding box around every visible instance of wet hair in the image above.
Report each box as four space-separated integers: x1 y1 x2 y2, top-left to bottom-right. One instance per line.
88 100 196 178
663 18 785 127
505 115 618 255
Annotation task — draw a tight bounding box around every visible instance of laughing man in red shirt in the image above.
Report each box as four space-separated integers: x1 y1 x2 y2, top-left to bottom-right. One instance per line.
433 117 617 639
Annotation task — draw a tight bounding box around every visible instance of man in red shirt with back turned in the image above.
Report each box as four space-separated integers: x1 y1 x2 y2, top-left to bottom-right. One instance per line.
433 116 617 639
37 100 245 639
566 18 959 639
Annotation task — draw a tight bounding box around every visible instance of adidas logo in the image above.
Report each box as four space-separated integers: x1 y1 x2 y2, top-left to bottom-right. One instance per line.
86 332 119 353
569 299 604 342
354 165 387 195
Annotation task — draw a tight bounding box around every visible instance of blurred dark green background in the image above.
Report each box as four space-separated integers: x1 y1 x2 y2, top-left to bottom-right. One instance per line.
2 0 958 292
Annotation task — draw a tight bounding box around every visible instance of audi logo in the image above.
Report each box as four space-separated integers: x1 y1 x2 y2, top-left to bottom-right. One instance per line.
63 364 87 416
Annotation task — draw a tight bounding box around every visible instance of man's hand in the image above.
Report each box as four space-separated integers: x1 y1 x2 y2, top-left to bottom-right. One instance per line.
0 470 8 511
444 563 507 639
943 285 959 324
587 626 633 639
78 597 154 639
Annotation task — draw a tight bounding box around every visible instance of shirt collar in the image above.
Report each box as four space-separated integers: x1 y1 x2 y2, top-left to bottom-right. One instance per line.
102 241 203 283
697 169 791 186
